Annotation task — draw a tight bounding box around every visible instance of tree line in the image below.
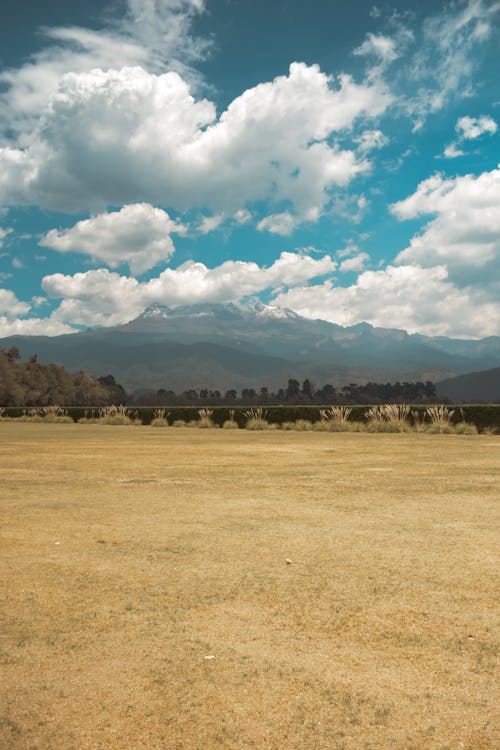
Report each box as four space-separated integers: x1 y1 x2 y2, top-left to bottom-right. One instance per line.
134 378 438 406
1 347 439 406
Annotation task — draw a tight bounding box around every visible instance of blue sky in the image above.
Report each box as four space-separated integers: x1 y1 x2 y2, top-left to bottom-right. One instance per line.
0 0 499 338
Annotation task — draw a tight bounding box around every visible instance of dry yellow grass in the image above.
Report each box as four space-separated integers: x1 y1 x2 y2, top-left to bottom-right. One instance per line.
0 423 499 750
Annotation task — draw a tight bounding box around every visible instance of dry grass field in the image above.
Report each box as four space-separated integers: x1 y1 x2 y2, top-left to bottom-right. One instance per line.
0 423 499 750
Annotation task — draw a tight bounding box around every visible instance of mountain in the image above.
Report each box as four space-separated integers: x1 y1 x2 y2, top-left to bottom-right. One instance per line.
436 367 500 402
1 302 500 392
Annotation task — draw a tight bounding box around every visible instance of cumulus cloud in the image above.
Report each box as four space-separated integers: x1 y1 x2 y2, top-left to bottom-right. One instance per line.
272 264 500 338
0 289 30 318
456 114 497 140
257 212 297 236
39 203 184 274
0 62 390 223
197 214 224 234
0 0 209 135
0 288 75 337
0 314 75 337
40 251 337 327
392 166 500 288
339 252 370 273
443 113 497 157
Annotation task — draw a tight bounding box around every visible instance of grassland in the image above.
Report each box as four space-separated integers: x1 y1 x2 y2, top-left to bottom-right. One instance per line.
0 423 499 750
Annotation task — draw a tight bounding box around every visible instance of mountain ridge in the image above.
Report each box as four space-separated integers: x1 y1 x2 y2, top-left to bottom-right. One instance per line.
1 302 499 392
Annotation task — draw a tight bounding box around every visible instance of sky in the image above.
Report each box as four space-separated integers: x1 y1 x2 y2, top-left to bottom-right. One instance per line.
0 0 499 339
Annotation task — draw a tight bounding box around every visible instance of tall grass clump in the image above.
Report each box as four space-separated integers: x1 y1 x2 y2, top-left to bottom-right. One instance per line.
18 408 44 422
98 405 135 425
293 419 313 431
244 407 269 430
318 406 362 431
77 408 101 424
425 405 455 434
453 408 478 435
222 409 239 429
196 408 215 428
41 406 74 423
150 408 170 427
365 404 411 432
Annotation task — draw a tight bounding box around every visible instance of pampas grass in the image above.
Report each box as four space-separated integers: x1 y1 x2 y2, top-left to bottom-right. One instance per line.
222 409 239 429
196 408 215 428
425 405 455 433
150 408 169 427
244 407 269 430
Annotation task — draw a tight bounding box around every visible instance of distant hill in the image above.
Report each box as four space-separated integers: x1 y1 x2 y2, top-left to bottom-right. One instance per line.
1 302 499 392
436 367 500 403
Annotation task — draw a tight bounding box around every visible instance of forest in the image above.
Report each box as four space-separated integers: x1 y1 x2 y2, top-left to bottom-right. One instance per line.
0 347 126 406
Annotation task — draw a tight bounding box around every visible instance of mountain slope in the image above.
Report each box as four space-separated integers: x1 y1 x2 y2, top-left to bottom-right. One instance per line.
436 367 500 402
1 302 499 391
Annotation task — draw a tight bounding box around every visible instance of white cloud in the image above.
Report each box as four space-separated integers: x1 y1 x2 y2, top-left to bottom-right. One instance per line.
339 252 370 273
0 289 74 338
0 289 30 318
354 33 400 65
272 264 500 338
0 227 12 247
0 315 75 337
0 62 390 223
392 166 500 285
41 251 337 327
403 0 500 129
455 114 497 140
443 114 497 158
197 213 224 235
0 0 209 136
443 142 465 159
39 203 184 274
354 129 389 154
257 212 297 236
233 209 252 225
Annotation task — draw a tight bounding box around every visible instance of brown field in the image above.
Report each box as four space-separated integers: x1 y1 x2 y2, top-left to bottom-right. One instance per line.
0 423 499 750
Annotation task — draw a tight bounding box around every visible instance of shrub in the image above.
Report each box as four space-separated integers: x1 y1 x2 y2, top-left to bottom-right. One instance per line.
195 408 215 428
222 420 239 429
454 421 478 435
100 413 134 425
320 406 352 423
244 407 269 430
293 419 313 431
172 419 187 428
150 418 169 427
41 406 73 423
312 421 329 431
281 421 296 431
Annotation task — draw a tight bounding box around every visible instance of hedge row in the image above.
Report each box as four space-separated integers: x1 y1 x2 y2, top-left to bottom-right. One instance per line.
2 404 500 430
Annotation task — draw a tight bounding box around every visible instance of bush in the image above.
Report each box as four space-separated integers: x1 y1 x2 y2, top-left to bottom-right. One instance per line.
293 419 313 431
454 422 478 435
222 420 239 429
100 414 133 425
150 418 169 427
246 418 269 430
